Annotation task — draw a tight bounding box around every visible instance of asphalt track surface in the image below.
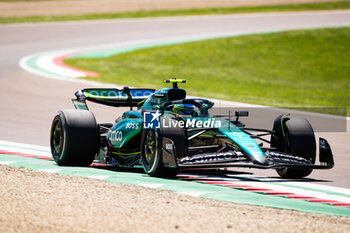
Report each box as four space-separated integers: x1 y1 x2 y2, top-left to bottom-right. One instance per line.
0 11 350 189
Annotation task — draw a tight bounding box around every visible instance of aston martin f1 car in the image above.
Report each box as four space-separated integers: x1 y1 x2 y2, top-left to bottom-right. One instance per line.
50 79 334 178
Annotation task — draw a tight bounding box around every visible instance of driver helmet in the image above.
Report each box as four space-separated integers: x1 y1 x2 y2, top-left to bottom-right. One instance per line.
172 104 197 116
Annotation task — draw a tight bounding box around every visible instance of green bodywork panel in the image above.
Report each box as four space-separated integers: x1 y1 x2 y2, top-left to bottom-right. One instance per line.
182 117 265 159
107 112 142 148
141 88 169 110
219 126 264 158
72 99 89 110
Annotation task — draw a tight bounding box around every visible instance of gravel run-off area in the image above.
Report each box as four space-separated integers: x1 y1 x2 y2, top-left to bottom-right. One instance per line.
1 165 350 233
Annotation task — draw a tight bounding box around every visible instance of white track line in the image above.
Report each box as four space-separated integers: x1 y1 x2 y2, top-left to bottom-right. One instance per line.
185 173 350 202
87 175 110 180
177 191 208 197
282 182 350 196
38 168 61 173
36 51 87 78
0 140 50 152
19 55 67 80
139 183 165 188
226 174 350 196
0 161 16 165
0 145 51 157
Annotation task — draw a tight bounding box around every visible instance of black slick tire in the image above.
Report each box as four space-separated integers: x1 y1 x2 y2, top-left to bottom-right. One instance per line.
140 118 184 177
50 109 99 166
276 118 316 178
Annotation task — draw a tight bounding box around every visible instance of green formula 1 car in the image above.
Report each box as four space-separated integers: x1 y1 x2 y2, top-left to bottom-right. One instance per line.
50 79 334 178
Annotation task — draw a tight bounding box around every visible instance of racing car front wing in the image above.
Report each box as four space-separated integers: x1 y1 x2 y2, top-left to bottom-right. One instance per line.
163 138 334 170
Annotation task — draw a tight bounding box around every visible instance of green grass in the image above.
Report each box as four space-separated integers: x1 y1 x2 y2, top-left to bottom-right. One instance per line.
65 27 350 115
1 1 350 24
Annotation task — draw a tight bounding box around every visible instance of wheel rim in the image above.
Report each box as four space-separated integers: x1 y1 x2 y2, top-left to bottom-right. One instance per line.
51 119 64 160
144 130 156 167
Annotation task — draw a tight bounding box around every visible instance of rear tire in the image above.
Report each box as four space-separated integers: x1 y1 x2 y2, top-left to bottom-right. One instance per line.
50 110 99 166
275 118 316 178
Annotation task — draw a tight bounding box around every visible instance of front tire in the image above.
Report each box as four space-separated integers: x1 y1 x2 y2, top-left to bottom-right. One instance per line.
141 129 163 176
274 117 316 178
140 119 184 177
50 109 99 166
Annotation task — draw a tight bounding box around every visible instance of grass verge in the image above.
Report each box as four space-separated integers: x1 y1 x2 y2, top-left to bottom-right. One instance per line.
65 27 350 115
1 1 350 24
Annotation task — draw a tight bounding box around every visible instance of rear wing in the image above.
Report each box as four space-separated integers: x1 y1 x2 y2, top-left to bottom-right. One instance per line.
72 87 155 110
